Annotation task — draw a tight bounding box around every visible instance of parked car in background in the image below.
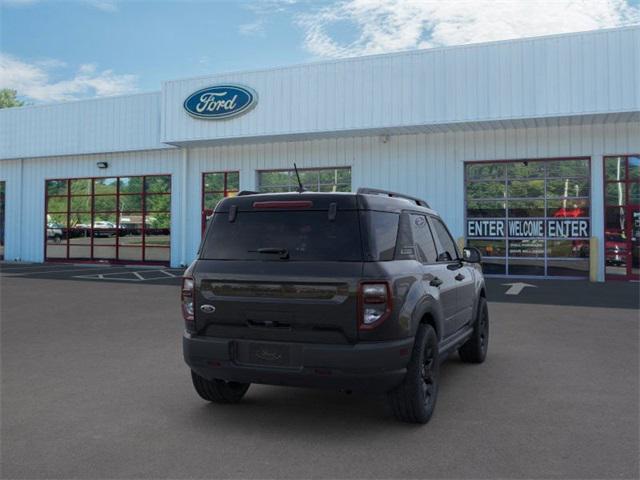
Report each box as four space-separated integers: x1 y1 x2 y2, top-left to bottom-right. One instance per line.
46 223 64 243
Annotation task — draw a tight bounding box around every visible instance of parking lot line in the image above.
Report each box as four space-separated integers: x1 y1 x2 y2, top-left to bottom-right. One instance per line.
0 266 134 276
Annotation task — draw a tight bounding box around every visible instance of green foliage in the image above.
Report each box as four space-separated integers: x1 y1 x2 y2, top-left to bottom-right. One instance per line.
0 89 24 109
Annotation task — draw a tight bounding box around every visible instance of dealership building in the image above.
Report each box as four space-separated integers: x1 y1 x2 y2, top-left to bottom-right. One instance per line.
0 26 638 281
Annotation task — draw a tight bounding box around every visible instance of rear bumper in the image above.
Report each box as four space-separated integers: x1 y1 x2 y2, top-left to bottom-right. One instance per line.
183 334 414 393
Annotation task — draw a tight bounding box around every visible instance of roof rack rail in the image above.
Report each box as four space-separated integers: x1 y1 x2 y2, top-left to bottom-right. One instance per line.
357 188 430 208
237 190 260 196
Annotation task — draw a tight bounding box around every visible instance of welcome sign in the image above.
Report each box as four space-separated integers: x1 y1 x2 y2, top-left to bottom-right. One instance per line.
467 219 590 238
184 85 257 119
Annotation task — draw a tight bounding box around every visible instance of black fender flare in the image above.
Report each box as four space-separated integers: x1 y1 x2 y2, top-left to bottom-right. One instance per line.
410 296 445 341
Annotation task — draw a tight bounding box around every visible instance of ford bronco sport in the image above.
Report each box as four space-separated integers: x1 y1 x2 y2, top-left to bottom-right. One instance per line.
182 188 488 424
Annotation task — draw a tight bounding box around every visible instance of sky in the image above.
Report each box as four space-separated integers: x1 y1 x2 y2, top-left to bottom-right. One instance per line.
1 0 639 104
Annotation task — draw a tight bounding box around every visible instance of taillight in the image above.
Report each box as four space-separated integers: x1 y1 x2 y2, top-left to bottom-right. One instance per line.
358 282 392 330
181 277 195 331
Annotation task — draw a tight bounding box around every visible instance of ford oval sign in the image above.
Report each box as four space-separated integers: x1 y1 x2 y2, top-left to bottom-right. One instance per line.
183 84 257 120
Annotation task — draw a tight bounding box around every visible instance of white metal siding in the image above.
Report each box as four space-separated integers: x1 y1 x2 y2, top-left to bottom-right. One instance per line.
162 27 640 145
2 121 638 279
0 149 182 264
0 92 169 160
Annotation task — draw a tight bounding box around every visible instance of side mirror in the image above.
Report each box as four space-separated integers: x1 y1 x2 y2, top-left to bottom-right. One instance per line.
462 246 482 263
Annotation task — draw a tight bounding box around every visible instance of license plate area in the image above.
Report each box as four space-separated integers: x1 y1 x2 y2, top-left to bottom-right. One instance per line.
235 341 295 368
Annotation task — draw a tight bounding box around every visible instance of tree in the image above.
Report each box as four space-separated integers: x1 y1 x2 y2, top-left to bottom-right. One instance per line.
0 89 25 109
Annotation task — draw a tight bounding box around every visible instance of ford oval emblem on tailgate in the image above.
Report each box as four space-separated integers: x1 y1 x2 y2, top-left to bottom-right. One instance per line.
200 304 216 313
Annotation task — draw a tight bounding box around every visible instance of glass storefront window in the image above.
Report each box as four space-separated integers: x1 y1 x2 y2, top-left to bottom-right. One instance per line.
257 167 351 193
465 158 590 277
604 155 640 279
45 175 171 264
201 171 240 233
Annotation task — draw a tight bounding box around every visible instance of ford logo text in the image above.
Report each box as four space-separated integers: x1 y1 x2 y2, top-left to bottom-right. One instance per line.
183 85 257 120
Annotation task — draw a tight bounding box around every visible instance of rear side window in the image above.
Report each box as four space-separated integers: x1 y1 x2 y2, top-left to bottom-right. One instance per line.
201 210 362 261
361 211 399 261
410 214 438 263
430 217 459 261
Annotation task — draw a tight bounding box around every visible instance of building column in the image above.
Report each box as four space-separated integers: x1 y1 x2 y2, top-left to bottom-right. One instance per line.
240 168 256 191
591 155 605 282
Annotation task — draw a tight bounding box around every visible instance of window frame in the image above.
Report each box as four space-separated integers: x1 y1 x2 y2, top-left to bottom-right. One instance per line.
256 166 351 193
201 171 240 233
464 157 592 277
44 174 171 264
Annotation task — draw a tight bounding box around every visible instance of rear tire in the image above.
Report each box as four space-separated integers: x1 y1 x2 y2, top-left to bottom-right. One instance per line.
387 324 439 424
458 296 489 364
191 371 250 404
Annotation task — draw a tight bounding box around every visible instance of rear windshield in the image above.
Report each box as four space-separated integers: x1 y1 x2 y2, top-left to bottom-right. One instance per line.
201 210 363 261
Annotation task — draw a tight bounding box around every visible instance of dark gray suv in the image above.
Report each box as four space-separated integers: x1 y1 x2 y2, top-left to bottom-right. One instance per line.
182 188 489 424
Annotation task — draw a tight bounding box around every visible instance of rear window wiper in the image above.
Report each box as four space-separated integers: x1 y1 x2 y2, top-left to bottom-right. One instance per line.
249 247 290 260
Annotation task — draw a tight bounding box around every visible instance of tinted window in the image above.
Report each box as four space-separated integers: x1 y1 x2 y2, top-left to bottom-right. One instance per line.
201 211 362 261
431 218 458 261
410 214 437 263
362 211 399 261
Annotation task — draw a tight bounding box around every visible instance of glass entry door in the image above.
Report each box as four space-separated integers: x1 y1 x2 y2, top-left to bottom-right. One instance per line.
604 155 639 280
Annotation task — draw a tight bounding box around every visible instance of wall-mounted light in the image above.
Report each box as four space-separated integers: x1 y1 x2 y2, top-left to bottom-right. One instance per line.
380 134 390 144
96 162 109 169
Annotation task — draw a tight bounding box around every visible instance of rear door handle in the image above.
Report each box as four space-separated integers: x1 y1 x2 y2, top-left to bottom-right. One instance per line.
455 273 465 281
430 277 443 287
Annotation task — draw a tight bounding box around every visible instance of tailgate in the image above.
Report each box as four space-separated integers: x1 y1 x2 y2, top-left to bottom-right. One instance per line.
193 260 363 344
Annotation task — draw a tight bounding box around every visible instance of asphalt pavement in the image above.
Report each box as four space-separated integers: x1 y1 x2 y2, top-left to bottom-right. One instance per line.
1 266 638 478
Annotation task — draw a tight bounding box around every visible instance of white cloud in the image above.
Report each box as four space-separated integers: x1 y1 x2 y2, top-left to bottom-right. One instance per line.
0 53 138 102
239 19 266 36
297 0 640 58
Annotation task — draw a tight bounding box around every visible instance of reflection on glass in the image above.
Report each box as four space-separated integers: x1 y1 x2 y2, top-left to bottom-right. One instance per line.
546 159 589 178
46 244 67 258
93 195 117 212
606 183 625 205
467 240 506 257
605 207 626 233
119 177 143 193
118 229 143 247
546 179 589 198
70 196 91 212
629 183 639 205
70 179 91 194
47 197 67 213
507 180 545 198
508 200 545 217
258 168 351 193
466 182 505 199
145 175 171 193
605 157 625 181
547 260 589 277
481 258 506 275
93 246 116 259
204 193 224 210
466 163 505 180
145 247 170 262
145 194 171 212
94 178 117 194
118 247 143 261
119 194 143 212
508 240 545 257
47 180 67 196
508 259 545 276
145 229 170 247
227 171 240 189
204 173 225 191
547 199 589 218
507 161 545 178
630 156 640 181
547 240 589 258
69 245 91 259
